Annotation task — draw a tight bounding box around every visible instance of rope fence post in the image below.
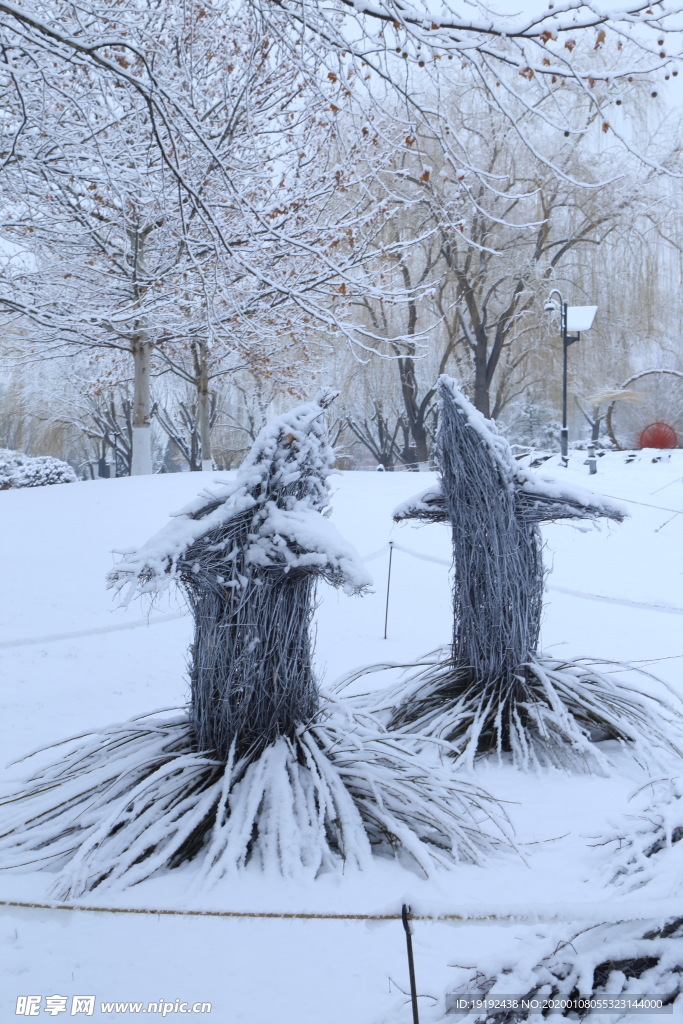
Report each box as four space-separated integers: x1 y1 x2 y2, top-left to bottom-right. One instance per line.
383 541 394 640
402 903 420 1024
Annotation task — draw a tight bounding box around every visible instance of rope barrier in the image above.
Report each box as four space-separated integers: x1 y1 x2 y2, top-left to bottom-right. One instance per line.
650 476 683 496
1 898 680 925
547 585 683 617
360 542 391 562
631 653 683 666
603 494 682 515
376 538 683 618
0 612 188 650
0 899 398 921
391 541 450 567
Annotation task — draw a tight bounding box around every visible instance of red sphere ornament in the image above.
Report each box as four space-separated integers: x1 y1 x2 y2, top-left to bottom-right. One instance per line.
638 422 679 449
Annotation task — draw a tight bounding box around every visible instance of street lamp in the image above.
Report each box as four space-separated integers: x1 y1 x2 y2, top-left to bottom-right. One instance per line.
544 289 598 467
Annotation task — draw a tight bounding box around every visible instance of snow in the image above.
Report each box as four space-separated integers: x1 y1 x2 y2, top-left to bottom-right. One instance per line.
565 304 598 333
393 485 443 521
517 467 628 519
245 505 372 593
1 451 683 1021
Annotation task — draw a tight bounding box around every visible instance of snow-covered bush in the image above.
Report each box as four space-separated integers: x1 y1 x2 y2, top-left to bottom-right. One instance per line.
0 449 15 489
0 448 76 489
502 393 561 451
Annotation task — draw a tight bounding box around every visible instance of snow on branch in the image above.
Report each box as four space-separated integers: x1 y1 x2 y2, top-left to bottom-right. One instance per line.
297 0 679 76
599 777 683 899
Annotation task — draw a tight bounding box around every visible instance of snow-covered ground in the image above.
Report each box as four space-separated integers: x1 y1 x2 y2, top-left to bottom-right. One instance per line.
1 450 682 1022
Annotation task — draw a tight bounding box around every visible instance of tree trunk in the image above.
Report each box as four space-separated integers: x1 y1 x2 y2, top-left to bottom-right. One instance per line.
198 342 212 472
131 333 153 475
397 355 431 466
473 344 491 417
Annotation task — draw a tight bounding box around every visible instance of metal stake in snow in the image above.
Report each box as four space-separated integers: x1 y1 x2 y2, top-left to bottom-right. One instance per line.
383 541 394 640
401 904 420 1024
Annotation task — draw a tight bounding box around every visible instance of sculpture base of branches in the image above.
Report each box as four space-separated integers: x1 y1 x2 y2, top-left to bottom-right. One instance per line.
445 917 682 1021
0 699 508 900
348 651 683 772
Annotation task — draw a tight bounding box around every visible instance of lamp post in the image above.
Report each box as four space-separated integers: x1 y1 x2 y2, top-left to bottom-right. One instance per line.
545 290 597 467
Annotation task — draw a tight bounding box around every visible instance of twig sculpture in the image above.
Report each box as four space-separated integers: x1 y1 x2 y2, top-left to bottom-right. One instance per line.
113 387 366 761
599 777 683 897
446 915 682 1020
0 390 509 897
385 376 682 768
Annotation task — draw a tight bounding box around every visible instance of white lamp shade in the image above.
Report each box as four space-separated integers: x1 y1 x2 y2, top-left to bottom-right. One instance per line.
566 305 597 332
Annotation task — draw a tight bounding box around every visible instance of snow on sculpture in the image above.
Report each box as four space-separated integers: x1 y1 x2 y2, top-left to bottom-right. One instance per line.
385 376 682 769
0 390 509 898
598 777 683 898
444 915 682 1021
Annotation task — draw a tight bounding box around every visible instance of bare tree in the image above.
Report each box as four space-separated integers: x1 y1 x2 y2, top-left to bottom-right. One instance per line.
0 0 403 471
340 79 650 473
80 392 135 478
155 389 220 473
2 0 681 474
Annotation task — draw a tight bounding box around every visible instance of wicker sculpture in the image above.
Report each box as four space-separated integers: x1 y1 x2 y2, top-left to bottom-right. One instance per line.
113 388 368 761
387 376 681 768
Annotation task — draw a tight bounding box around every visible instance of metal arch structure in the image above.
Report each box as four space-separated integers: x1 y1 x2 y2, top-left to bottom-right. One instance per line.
606 369 683 451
